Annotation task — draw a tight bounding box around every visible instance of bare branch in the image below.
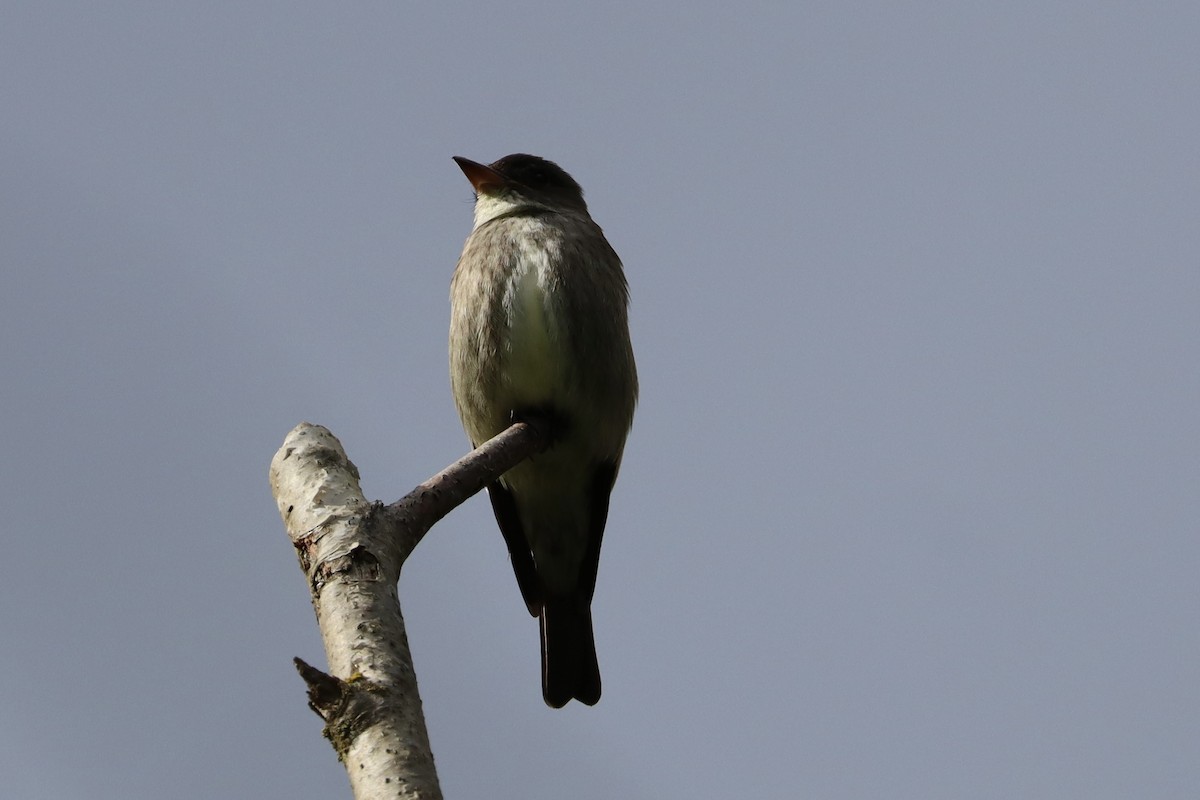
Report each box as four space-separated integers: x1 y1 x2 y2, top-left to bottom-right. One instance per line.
376 419 551 558
268 421 548 799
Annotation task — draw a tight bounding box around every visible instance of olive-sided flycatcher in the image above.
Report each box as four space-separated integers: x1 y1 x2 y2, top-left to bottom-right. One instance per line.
449 154 637 707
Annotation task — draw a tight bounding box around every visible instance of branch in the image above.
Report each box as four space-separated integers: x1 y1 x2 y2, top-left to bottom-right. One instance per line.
268 421 549 800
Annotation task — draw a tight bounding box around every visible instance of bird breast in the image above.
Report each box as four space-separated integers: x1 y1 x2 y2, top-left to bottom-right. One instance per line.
500 232 567 401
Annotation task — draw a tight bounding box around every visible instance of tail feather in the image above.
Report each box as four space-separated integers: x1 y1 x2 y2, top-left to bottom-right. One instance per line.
539 597 601 707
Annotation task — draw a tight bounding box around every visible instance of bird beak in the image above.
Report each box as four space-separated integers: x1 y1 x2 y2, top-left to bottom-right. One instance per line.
453 156 509 194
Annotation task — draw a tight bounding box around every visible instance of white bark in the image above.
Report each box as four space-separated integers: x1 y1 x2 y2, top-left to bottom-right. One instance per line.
268 420 548 799
269 423 439 800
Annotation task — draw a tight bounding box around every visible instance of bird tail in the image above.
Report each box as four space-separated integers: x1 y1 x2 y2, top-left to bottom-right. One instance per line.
539 596 601 707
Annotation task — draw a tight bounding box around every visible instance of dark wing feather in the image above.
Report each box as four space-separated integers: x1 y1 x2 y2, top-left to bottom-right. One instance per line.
579 460 619 602
486 481 542 616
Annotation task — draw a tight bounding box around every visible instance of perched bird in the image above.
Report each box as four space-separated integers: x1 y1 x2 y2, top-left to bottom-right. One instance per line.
449 153 637 707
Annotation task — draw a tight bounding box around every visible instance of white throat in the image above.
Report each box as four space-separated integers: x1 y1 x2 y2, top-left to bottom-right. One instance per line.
472 192 549 230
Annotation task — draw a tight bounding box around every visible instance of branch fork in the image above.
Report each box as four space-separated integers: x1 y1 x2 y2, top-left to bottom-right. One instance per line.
269 421 549 799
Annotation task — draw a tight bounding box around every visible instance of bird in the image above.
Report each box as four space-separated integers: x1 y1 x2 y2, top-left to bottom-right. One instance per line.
449 153 637 707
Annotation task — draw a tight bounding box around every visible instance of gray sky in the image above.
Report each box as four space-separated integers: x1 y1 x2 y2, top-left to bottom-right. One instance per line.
3 2 1197 798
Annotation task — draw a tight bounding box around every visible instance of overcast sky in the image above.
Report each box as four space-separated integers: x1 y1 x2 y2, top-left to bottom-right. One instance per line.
3 3 1197 798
